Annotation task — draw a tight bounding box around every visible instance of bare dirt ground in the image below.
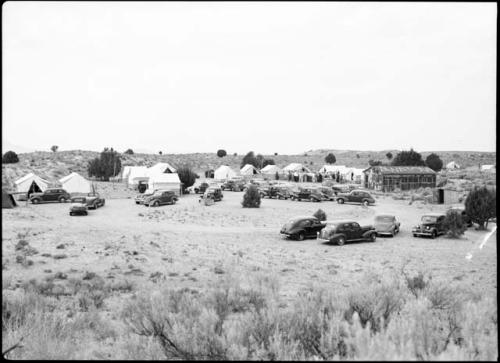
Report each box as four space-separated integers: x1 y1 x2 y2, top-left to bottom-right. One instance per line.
2 187 496 305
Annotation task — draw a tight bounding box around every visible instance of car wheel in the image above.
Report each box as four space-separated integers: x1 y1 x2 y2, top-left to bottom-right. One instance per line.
154 201 160 207
59 197 66 203
32 199 39 204
413 233 418 238
363 200 369 206
370 233 377 242
337 198 344 204
69 212 73 216
297 232 305 241
310 197 315 202
337 236 346 246
84 211 88 216
431 231 437 239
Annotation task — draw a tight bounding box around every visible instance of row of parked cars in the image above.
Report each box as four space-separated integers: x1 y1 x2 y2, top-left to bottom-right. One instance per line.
259 184 376 206
25 188 106 216
280 208 473 245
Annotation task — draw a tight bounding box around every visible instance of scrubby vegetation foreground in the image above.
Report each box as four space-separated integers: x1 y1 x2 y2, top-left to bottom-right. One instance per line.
2 269 497 360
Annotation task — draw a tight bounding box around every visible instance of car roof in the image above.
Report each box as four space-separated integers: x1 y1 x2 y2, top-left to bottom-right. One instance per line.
375 214 395 218
325 220 356 225
422 213 446 217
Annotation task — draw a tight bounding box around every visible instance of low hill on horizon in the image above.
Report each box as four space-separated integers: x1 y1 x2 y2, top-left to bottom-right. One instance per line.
2 149 496 189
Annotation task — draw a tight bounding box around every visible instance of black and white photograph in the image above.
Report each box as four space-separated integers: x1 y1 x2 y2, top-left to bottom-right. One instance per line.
2 1 497 360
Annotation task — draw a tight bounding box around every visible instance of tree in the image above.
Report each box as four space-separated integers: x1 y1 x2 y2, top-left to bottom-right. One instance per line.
356 154 360 159
274 152 278 156
51 145 58 153
87 147 122 181
241 151 259 169
465 186 496 230
391 149 425 166
313 209 327 221
317 173 323 183
275 171 279 180
263 159 275 167
216 149 227 158
2 151 19 164
425 153 443 172
256 154 264 169
233 153 237 156
386 152 393 160
442 210 467 238
369 159 383 166
242 185 261 208
124 149 134 155
177 165 197 193
325 153 336 165
159 151 163 155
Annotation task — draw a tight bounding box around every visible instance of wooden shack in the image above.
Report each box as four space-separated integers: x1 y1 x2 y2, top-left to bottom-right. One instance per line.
363 166 436 192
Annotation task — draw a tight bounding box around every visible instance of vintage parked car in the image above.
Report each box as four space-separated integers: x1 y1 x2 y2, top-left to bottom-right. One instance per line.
30 188 71 204
412 213 447 238
69 196 88 216
199 187 223 202
317 220 377 245
143 190 178 207
194 182 210 194
289 188 323 202
312 186 336 201
259 186 280 199
221 179 245 192
447 207 473 227
336 190 375 206
275 186 293 200
134 190 158 205
86 193 105 209
280 216 326 241
374 214 401 237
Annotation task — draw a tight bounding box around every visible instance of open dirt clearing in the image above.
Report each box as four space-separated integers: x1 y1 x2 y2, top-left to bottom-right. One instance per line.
2 191 496 301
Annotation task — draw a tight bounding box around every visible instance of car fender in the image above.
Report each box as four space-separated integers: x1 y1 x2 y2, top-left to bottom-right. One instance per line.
332 233 346 242
362 230 376 238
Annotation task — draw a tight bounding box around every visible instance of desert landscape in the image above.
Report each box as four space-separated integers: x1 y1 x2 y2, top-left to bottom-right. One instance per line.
2 170 497 359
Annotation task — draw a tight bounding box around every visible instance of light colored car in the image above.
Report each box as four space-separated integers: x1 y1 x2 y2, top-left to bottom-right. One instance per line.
69 197 88 216
374 215 401 237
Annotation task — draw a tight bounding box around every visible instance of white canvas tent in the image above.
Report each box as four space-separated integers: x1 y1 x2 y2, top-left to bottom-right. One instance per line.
214 165 237 180
344 168 364 183
59 172 91 194
127 166 149 185
445 161 460 170
283 163 311 173
481 165 495 172
146 162 176 177
318 165 348 174
240 164 260 176
261 165 282 176
147 173 181 196
121 166 133 181
14 173 49 194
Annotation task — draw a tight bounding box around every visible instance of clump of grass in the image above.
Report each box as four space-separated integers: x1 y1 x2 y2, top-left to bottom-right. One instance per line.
53 254 68 260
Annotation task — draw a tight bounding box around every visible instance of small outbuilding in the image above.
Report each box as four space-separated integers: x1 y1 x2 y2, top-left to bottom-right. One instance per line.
14 173 50 196
59 172 91 194
2 190 17 208
363 166 437 192
480 164 495 172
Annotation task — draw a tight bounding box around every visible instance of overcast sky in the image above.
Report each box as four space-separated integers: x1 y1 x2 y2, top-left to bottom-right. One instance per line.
2 2 497 155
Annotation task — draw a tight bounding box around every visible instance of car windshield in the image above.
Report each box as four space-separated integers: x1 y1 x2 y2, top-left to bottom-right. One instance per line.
421 215 438 223
153 191 163 196
375 216 394 223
